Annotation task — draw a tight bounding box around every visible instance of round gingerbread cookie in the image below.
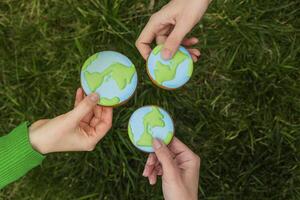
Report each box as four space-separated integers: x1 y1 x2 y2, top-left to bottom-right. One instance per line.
128 106 174 152
81 51 138 107
146 45 193 90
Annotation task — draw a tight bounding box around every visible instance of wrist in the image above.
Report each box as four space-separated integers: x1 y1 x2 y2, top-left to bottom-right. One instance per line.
29 120 51 154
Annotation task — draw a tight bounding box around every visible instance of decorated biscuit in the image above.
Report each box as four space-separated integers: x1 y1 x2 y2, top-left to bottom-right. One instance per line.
128 106 174 152
147 45 193 90
81 51 138 107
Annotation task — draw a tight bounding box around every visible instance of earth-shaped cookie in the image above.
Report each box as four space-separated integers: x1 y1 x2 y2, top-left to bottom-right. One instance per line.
146 45 193 90
128 106 174 152
81 51 138 107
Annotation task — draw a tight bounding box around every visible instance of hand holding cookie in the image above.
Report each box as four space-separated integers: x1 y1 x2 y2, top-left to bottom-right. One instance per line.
143 137 201 200
29 88 113 154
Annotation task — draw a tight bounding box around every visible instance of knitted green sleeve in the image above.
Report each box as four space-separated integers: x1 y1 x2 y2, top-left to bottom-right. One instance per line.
0 122 45 189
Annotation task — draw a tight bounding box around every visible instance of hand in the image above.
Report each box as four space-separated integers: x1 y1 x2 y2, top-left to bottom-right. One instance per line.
142 137 200 200
29 88 113 154
136 0 211 61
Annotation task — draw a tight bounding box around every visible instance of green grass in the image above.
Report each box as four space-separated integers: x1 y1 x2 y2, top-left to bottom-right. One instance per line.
0 0 299 199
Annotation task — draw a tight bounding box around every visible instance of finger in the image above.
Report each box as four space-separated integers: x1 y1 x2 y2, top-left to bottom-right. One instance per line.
94 106 103 118
68 93 99 123
168 148 176 159
79 122 94 134
182 37 199 47
136 16 174 60
156 165 163 176
136 20 158 60
188 48 201 57
74 88 84 107
156 35 167 45
147 161 161 184
188 48 201 63
90 117 100 128
90 106 103 127
168 137 189 154
79 91 94 123
82 113 94 124
153 138 178 178
148 169 157 185
158 36 198 50
191 55 198 62
169 137 195 156
153 161 162 171
95 107 113 138
100 107 113 126
174 151 199 167
142 153 156 177
151 163 163 176
169 137 201 172
155 24 174 45
162 20 194 60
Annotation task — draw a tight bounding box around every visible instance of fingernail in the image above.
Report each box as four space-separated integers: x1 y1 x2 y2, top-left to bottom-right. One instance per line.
161 48 172 60
149 178 155 185
89 93 99 102
153 138 162 150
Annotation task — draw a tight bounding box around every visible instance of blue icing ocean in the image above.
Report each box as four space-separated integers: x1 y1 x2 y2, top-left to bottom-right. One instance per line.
87 51 133 74
80 51 137 105
151 109 174 139
81 72 92 94
93 73 137 102
130 106 152 143
162 59 191 88
148 52 170 78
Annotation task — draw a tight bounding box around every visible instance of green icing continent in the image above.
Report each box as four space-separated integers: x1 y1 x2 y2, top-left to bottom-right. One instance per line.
82 53 99 71
154 50 187 84
163 131 173 144
128 124 134 144
136 130 153 147
187 59 193 77
152 45 163 55
100 97 120 106
84 63 135 92
137 107 165 147
84 71 102 91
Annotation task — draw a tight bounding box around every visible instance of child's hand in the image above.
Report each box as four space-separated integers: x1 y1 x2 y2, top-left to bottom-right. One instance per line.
29 88 113 154
143 137 200 200
136 0 211 61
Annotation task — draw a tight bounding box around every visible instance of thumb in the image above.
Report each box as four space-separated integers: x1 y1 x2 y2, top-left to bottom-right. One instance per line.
69 93 99 123
153 138 178 178
161 24 188 60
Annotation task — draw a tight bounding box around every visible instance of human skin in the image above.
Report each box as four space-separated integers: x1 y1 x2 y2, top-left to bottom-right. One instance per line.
136 0 212 62
143 138 201 200
29 88 113 154
28 89 200 200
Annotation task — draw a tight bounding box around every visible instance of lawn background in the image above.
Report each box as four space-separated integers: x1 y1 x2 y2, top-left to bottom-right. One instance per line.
0 0 299 199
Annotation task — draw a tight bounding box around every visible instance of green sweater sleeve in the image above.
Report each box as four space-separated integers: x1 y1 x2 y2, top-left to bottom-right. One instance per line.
0 122 45 189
